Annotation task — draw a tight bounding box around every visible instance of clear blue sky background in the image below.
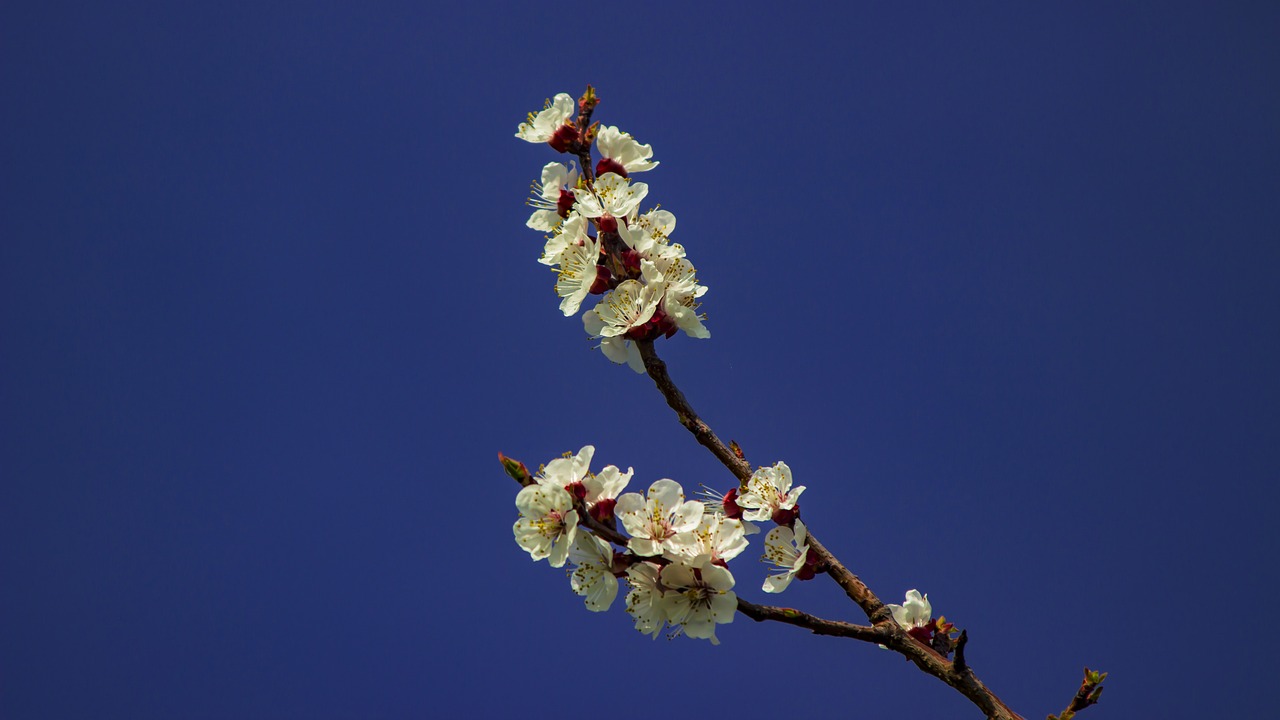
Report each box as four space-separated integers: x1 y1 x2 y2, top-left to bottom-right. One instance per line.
3 2 1277 718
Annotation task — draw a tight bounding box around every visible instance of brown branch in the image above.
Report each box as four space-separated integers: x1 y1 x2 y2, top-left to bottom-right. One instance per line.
736 598 884 643
635 338 1027 720
1049 668 1107 720
635 340 753 484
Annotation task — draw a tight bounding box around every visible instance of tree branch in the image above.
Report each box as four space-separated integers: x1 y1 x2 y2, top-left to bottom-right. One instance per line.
635 338 1027 720
736 598 884 643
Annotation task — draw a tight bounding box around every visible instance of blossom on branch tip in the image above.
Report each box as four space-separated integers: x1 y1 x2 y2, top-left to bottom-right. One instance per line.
887 589 935 644
738 461 806 524
595 125 658 177
513 483 579 568
516 93 579 151
615 479 704 557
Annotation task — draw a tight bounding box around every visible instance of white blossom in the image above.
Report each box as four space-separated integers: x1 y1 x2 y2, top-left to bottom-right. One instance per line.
624 562 667 638
738 461 806 523
666 513 749 565
573 172 648 220
761 520 810 594
661 558 737 645
526 162 578 232
516 93 575 144
540 213 589 267
568 533 620 612
512 483 579 568
596 125 659 175
615 479 704 557
554 232 601 316
888 589 932 632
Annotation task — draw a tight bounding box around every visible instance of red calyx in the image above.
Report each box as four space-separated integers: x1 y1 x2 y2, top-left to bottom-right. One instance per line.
556 189 575 218
567 482 588 501
597 214 618 234
549 125 581 153
771 505 799 526
907 625 935 645
621 248 642 275
588 265 612 295
590 497 617 524
623 306 677 342
721 488 744 519
595 157 627 178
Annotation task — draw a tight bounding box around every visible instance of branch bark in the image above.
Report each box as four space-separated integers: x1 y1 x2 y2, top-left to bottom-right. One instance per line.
635 338 1026 720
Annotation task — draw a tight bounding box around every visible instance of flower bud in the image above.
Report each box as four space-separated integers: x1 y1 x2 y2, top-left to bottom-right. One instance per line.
498 452 533 486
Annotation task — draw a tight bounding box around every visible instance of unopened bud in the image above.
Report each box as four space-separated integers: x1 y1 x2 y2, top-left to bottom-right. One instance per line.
498 452 533 486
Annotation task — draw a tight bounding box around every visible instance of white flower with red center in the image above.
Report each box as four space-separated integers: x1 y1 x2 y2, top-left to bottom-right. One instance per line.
887 589 934 643
738 461 806 524
535 445 595 489
615 479 704 557
573 173 648 227
582 278 662 339
512 483 579 568
568 533 621 612
624 562 667 638
555 231 603 317
761 520 816 593
526 162 579 232
651 255 709 339
661 558 737 645
516 93 580 152
620 208 684 262
665 513 749 566
540 214 589 267
594 125 658 178
581 463 632 523
593 336 645 374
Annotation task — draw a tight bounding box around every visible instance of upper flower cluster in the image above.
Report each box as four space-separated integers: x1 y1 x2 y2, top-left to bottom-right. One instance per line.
516 88 709 373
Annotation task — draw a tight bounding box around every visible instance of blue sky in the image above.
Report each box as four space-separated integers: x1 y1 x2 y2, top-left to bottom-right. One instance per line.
2 2 1278 718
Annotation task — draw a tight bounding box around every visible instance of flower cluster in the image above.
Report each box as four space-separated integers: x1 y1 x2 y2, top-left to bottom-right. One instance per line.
517 89 709 373
511 445 819 644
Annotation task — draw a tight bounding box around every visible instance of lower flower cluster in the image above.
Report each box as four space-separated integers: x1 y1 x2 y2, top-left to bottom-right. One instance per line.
510 446 818 644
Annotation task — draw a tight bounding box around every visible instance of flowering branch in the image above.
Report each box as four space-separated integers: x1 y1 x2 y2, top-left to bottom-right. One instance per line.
505 86 1104 720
